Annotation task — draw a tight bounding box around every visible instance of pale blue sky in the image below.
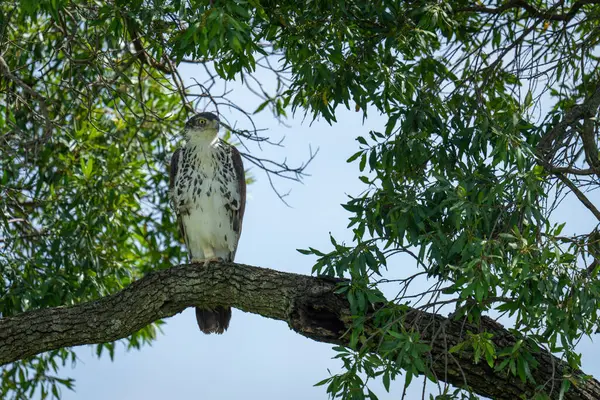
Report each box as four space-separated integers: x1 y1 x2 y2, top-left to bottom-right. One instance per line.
57 64 600 399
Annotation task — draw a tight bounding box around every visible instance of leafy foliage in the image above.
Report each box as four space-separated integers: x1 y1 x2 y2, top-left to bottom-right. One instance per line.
295 0 600 398
2 0 600 399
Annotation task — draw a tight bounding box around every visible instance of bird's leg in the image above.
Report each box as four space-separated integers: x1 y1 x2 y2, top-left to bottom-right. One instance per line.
190 257 223 265
203 257 224 266
200 246 224 266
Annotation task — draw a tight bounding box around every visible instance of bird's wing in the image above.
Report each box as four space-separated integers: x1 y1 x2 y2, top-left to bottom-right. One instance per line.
229 144 246 258
169 148 187 244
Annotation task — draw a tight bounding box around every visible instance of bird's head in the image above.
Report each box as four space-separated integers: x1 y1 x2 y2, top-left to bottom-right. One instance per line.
184 112 221 142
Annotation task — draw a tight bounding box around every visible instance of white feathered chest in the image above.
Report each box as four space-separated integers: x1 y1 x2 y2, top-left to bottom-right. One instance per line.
172 139 242 261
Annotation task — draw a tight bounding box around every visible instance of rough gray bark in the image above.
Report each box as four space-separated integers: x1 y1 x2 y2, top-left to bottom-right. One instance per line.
0 262 598 399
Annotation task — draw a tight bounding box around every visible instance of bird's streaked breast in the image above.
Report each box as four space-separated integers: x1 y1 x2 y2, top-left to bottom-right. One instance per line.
172 140 241 259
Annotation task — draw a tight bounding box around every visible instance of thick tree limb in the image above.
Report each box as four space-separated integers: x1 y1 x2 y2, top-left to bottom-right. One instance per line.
581 118 600 175
0 263 599 399
537 82 600 158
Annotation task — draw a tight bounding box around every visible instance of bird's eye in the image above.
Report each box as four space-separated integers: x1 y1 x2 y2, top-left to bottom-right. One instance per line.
199 119 206 125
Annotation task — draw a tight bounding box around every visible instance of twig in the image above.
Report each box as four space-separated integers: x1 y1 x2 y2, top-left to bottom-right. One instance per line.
0 55 53 140
537 81 600 157
554 172 600 221
455 0 600 22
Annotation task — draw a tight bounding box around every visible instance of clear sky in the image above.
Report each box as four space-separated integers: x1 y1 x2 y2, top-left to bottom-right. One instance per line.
57 64 600 400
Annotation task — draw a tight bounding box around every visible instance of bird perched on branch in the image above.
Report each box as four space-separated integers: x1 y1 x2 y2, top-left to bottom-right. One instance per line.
169 112 246 334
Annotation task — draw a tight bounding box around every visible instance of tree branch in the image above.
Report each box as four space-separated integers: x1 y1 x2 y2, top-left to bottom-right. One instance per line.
455 0 600 22
0 262 599 399
0 54 53 140
123 16 172 75
537 82 600 157
581 117 600 175
554 172 600 221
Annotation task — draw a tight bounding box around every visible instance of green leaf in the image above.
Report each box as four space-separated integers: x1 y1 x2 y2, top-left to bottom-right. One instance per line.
367 388 379 400
81 157 94 179
253 99 270 114
20 0 39 14
314 378 330 387
347 151 363 163
559 378 570 400
449 341 466 354
517 357 527 383
382 371 390 392
359 154 367 172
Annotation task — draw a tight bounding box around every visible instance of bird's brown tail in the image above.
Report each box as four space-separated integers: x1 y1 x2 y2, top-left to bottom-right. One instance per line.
195 306 232 334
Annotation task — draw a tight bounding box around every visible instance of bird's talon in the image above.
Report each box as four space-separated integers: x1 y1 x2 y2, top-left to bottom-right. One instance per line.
203 257 224 266
190 257 224 266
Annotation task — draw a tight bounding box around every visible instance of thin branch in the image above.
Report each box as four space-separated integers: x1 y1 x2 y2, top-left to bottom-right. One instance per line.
0 54 53 140
124 16 171 75
537 81 600 157
554 172 600 221
455 0 600 22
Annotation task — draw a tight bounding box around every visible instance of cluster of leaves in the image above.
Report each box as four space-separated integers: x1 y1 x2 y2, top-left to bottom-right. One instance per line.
0 0 280 398
3 0 600 399
0 2 188 396
297 0 600 398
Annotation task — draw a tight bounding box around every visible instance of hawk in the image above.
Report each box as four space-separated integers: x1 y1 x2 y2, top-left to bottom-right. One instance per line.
169 112 246 334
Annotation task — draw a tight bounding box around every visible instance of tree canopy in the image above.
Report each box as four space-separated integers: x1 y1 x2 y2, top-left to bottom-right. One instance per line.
2 0 600 399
